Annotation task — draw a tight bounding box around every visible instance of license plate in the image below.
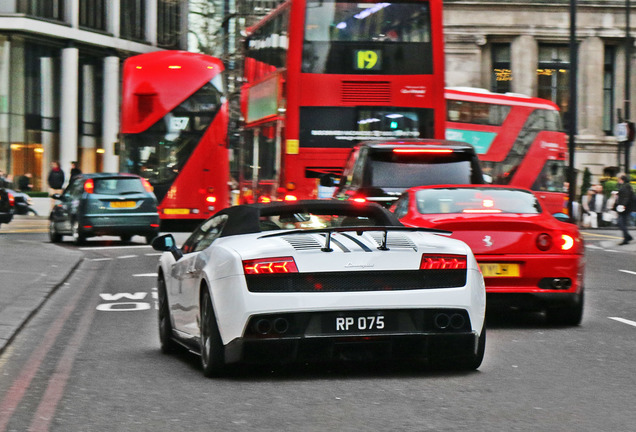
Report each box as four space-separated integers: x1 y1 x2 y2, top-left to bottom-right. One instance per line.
110 201 136 208
163 208 190 215
479 263 520 277
325 312 391 333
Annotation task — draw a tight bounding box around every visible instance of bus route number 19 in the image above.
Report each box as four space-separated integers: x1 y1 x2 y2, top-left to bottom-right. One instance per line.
355 50 381 71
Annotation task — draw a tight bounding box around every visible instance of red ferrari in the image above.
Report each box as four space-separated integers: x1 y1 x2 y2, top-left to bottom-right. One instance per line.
391 185 584 325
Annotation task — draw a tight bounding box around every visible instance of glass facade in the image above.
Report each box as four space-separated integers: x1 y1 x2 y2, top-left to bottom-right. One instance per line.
537 45 570 127
491 44 511 93
17 0 65 21
158 0 182 49
603 45 615 134
80 0 106 31
121 0 146 41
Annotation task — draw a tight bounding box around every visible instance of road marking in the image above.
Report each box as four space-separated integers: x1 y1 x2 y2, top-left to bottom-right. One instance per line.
145 252 162 256
619 269 636 275
89 258 112 262
609 317 636 327
133 273 157 277
117 255 138 259
78 245 150 251
582 232 622 239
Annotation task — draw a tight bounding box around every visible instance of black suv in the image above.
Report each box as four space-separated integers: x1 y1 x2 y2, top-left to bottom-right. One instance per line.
330 140 484 207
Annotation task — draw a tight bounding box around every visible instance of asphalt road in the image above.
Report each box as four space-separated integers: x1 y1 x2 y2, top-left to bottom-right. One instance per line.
1 225 636 431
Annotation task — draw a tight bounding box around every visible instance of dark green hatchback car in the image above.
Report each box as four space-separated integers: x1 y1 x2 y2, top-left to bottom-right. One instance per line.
49 173 160 244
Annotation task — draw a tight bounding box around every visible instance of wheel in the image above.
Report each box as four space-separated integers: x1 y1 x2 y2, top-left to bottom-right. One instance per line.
546 291 584 326
71 220 86 245
120 234 132 243
49 220 62 243
157 273 179 354
200 288 225 377
432 326 486 371
145 233 158 244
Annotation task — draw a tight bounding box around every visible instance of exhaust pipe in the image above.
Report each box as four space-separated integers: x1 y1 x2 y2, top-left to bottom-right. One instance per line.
434 313 451 329
254 319 272 335
273 318 289 334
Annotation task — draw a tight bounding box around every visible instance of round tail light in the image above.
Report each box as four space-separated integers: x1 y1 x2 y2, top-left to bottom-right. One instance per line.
536 233 552 251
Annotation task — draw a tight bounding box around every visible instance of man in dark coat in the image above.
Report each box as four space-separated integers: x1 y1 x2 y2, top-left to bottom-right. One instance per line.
614 174 634 245
47 161 65 194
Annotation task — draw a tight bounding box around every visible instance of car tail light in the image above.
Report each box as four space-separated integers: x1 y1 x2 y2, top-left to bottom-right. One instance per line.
560 234 575 251
258 196 271 203
536 233 552 251
420 254 467 270
8 192 15 206
243 257 298 274
352 197 366 204
84 179 95 194
284 194 298 201
142 178 154 192
206 195 217 204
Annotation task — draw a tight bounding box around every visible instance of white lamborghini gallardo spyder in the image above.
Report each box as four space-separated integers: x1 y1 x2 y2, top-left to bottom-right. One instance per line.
152 200 486 376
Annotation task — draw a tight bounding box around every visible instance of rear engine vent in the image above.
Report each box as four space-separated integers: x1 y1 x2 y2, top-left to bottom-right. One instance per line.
283 235 322 250
341 81 391 104
369 233 417 251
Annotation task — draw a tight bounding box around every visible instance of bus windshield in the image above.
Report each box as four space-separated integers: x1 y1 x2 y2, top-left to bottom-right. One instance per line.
120 78 223 188
303 0 432 74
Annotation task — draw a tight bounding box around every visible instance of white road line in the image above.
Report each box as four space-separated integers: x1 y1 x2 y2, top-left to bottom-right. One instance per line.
619 269 636 275
609 317 636 327
117 255 138 259
90 258 112 262
79 245 150 251
133 273 157 277
145 253 162 256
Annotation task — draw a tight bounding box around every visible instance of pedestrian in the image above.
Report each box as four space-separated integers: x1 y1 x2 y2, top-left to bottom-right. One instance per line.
17 172 33 191
582 188 599 228
47 161 65 196
614 174 634 245
70 161 82 181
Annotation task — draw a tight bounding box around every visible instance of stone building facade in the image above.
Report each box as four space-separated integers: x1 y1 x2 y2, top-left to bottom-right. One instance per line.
443 0 635 186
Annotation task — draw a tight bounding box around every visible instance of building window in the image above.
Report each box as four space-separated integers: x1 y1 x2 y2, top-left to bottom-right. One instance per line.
120 0 145 41
80 0 106 31
537 45 570 127
604 46 616 134
491 44 511 93
157 0 182 49
18 0 65 21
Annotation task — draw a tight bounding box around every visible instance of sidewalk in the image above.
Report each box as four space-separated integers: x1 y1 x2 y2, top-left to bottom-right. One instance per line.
0 215 83 354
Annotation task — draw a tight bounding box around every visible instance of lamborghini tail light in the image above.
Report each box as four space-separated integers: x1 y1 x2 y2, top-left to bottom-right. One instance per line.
420 254 467 270
243 257 298 274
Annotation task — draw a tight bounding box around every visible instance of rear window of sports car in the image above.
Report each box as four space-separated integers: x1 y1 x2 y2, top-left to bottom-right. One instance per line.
259 212 381 231
415 188 541 214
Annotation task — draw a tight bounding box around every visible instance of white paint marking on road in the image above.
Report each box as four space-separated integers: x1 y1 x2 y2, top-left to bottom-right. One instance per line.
619 269 636 276
145 253 162 256
117 255 138 259
89 258 112 262
584 244 603 250
133 273 157 277
609 317 636 327
79 245 150 251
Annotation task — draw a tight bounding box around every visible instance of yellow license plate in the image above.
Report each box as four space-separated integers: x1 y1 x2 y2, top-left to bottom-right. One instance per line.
110 201 136 208
163 208 190 215
479 263 520 277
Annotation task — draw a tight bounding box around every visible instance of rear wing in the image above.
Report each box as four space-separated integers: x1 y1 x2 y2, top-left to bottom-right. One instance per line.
258 226 451 252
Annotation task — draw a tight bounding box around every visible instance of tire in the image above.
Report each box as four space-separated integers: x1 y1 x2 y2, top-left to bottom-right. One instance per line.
432 326 486 371
200 288 225 377
49 220 62 243
157 273 179 354
120 234 132 243
71 220 86 245
546 291 584 326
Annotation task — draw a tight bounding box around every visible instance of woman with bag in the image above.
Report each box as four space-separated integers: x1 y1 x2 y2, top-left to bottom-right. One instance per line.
614 174 634 245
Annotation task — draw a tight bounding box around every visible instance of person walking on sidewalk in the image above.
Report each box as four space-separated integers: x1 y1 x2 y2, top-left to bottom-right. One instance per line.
614 174 634 245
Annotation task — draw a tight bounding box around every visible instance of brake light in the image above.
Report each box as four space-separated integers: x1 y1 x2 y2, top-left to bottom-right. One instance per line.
84 179 94 194
243 257 298 274
206 196 217 203
258 196 271 203
536 233 552 251
393 148 453 154
420 254 467 270
8 192 14 206
352 197 367 204
284 194 298 201
142 178 153 192
561 234 574 251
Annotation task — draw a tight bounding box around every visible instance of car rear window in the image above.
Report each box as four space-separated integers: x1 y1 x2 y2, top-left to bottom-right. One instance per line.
94 178 145 195
259 213 381 231
415 188 541 214
368 150 481 188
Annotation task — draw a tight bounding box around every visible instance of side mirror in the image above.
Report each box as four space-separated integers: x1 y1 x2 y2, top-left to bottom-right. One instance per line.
552 212 572 223
152 234 183 260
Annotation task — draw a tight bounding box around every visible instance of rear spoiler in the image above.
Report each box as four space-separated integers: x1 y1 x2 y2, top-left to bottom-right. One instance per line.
258 226 451 252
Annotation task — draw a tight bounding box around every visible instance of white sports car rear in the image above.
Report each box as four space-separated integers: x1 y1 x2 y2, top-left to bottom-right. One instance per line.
152 200 486 376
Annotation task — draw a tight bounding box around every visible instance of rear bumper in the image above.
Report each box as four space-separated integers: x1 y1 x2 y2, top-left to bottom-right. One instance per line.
80 213 160 236
224 332 479 365
487 292 582 311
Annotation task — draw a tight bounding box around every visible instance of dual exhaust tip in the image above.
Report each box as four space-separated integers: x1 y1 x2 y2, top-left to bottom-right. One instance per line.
433 313 466 330
254 317 290 335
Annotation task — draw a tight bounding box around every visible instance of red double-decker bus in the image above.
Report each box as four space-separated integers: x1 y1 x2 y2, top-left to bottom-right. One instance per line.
239 0 446 202
445 87 568 214
119 51 229 227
